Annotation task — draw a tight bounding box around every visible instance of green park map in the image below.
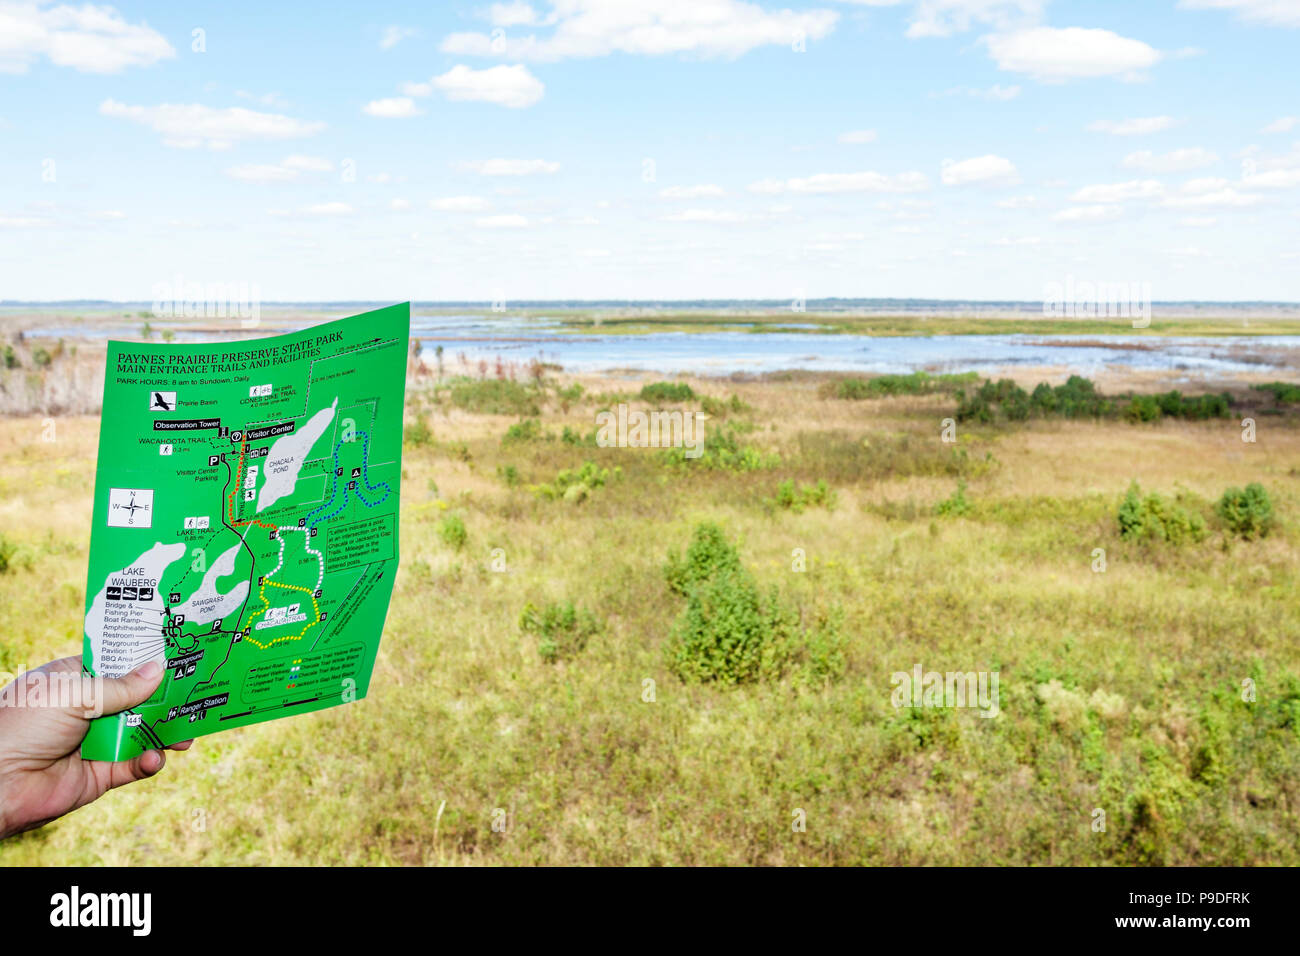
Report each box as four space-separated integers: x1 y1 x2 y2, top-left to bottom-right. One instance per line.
80 303 409 761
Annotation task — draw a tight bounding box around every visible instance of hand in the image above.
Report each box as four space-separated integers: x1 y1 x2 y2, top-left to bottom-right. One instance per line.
0 657 193 839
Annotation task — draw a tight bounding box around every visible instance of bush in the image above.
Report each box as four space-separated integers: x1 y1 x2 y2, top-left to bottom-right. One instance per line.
1117 482 1206 544
502 418 545 444
936 480 972 517
497 464 521 487
1216 483 1273 539
666 567 795 684
663 424 777 472
639 381 695 403
700 393 752 418
449 378 541 415
437 513 467 550
956 375 1230 425
664 522 743 596
403 417 433 447
533 460 615 502
771 478 835 513
519 601 600 663
0 533 17 574
662 523 844 686
826 371 978 400
1252 382 1300 404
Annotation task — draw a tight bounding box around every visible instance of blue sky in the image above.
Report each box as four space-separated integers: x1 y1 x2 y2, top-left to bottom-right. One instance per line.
1 0 1298 301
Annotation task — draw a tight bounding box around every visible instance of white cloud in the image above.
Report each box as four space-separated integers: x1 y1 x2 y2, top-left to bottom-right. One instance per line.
476 214 529 228
379 25 417 50
1164 187 1261 207
996 194 1038 208
1242 168 1300 188
363 97 422 118
283 154 332 172
491 2 543 26
984 27 1162 81
1087 115 1178 135
661 208 749 223
225 154 333 184
442 0 840 61
390 198 411 211
1071 179 1164 202
1178 0 1300 28
1122 147 1218 172
990 235 1042 245
1262 116 1298 133
936 83 1022 100
431 196 490 211
304 202 353 216
941 154 1019 186
0 215 47 228
838 128 878 144
1179 216 1218 226
459 158 560 175
659 184 725 199
235 90 289 109
98 99 325 149
429 64 544 108
0 1 174 74
226 163 299 184
1053 204 1123 222
891 0 1044 39
748 170 929 194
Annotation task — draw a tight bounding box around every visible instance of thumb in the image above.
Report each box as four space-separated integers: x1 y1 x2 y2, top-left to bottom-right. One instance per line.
88 661 164 717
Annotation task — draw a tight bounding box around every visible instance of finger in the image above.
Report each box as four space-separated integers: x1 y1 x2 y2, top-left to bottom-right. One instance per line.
166 739 195 752
89 661 164 716
104 749 166 791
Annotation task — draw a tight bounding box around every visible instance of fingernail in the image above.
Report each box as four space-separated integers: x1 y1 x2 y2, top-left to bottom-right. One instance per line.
142 750 164 774
135 661 161 680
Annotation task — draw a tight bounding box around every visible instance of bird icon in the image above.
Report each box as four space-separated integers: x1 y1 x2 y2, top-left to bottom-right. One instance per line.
152 392 173 411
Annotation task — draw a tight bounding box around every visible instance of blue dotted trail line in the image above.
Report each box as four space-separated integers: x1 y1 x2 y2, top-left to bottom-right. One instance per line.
305 429 393 529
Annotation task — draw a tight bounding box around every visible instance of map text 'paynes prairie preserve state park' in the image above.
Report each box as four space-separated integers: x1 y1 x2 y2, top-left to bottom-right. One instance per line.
80 303 410 761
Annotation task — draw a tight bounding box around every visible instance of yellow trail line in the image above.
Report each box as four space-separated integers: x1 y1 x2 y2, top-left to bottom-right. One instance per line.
242 578 322 650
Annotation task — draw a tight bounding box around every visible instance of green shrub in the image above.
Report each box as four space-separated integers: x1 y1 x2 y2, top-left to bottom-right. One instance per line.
32 347 51 367
556 383 585 404
519 601 600 663
936 480 972 517
666 567 795 684
956 375 1230 425
771 478 835 513
560 425 595 446
497 464 521 487
1252 382 1300 404
639 381 695 403
403 417 433 447
664 522 743 596
437 513 468 550
827 371 978 400
663 523 842 686
0 533 17 574
664 424 777 472
533 460 615 502
502 418 545 444
449 378 541 415
3 345 19 369
700 393 752 418
1117 482 1206 544
1215 483 1273 539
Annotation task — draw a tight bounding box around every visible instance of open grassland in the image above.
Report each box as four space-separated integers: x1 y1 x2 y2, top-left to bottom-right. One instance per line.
1 366 1298 865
